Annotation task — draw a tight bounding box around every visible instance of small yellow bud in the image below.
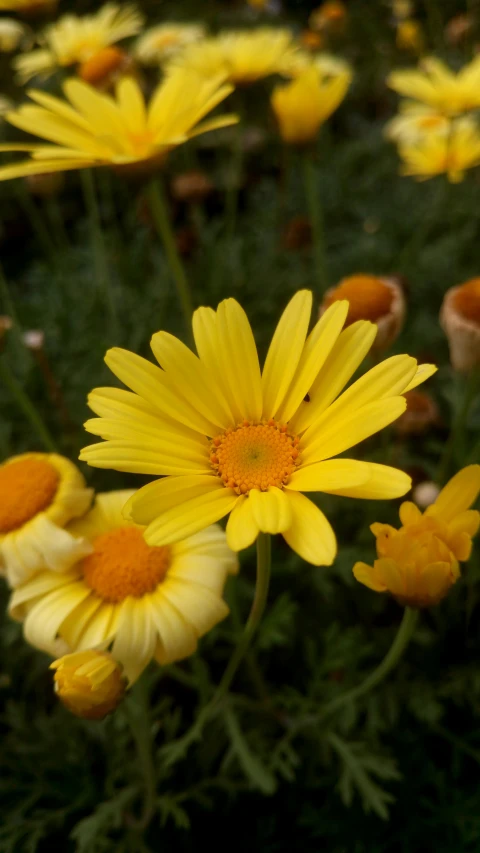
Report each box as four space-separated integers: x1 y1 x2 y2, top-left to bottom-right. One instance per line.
271 66 350 146
51 650 126 720
396 20 425 55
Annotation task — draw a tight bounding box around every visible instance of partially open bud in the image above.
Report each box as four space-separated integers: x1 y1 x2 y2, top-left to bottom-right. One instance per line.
78 47 132 88
396 19 425 54
321 274 406 353
440 278 480 372
51 650 126 720
171 170 214 204
395 389 440 436
24 172 64 198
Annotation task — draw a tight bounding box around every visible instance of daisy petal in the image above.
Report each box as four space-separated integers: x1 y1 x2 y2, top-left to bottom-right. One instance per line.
428 464 480 521
282 491 337 566
324 463 412 499
149 591 198 664
249 487 292 533
112 598 156 684
159 578 229 636
226 495 259 551
288 458 370 492
262 290 312 419
403 363 437 392
24 583 91 654
79 439 208 475
216 299 263 422
125 475 222 525
353 561 387 592
143 487 239 546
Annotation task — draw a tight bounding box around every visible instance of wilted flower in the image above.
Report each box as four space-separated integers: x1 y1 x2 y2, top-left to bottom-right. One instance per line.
396 19 425 54
0 18 27 52
388 56 480 116
321 274 406 353
134 22 205 66
13 3 143 84
397 118 480 182
10 491 238 684
271 64 350 146
440 277 480 372
0 453 92 587
354 465 480 608
394 389 440 436
51 650 126 719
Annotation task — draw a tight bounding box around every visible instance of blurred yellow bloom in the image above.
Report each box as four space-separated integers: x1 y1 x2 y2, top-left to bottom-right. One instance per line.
10 491 238 684
80 291 435 567
0 95 13 118
0 18 27 51
392 0 413 20
398 118 480 182
51 650 126 720
0 71 237 181
0 0 57 12
271 64 350 145
169 28 299 84
388 56 480 116
0 453 92 587
396 19 425 54
385 101 450 143
13 3 143 84
309 1 347 33
354 465 480 608
134 22 206 66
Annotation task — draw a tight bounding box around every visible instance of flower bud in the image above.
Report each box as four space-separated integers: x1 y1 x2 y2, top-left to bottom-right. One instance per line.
171 170 214 204
51 650 126 720
445 14 473 46
78 47 131 87
309 1 348 34
396 19 425 54
440 278 480 372
395 389 439 436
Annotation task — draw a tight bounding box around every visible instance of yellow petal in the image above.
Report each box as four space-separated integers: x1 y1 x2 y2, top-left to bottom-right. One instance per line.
159 577 229 637
282 490 336 566
216 298 263 422
429 465 480 521
115 76 146 133
324 463 412 500
74 603 119 650
144 487 239 546
124 474 221 525
403 363 437 392
149 590 198 664
248 487 292 534
226 496 259 551
112 598 156 684
288 458 370 492
192 306 238 423
353 561 387 592
261 290 312 418
60 595 102 648
24 583 91 654
79 439 208 475
399 501 422 525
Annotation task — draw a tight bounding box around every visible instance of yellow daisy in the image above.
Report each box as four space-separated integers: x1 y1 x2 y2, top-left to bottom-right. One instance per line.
0 453 93 587
9 491 238 684
354 465 480 608
134 22 206 67
385 101 450 143
397 117 480 182
0 18 27 52
0 71 237 181
80 292 436 567
169 28 299 84
13 3 143 84
387 56 480 116
271 64 350 145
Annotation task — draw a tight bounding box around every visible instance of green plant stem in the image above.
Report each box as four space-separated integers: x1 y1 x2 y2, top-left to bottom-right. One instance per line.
44 196 70 254
225 117 244 242
147 177 194 339
0 355 57 452
302 153 328 294
123 682 157 832
80 169 119 337
396 178 448 273
16 182 57 267
437 368 479 484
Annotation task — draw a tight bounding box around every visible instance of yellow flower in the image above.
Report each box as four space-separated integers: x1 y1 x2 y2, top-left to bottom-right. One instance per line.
0 0 57 13
0 18 27 52
397 118 480 182
385 101 450 143
0 453 93 587
396 19 425 54
13 3 143 84
169 28 299 84
354 466 480 608
80 292 436 567
271 64 350 145
0 71 237 181
387 56 480 116
134 22 206 67
10 491 238 683
51 650 126 719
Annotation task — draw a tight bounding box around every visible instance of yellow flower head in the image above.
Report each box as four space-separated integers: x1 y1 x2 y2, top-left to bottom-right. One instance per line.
271 64 351 145
13 3 143 84
134 22 206 67
387 56 480 116
0 71 237 181
80 292 436 567
354 465 480 608
0 453 93 587
0 18 27 52
0 0 57 13
51 650 126 719
385 101 450 143
396 19 425 54
10 491 238 684
169 28 299 84
398 117 480 182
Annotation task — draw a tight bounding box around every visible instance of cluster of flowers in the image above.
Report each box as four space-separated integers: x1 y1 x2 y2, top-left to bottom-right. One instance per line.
1 290 479 720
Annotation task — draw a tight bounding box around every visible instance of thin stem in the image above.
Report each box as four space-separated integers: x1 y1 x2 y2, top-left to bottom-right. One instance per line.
80 169 119 337
16 182 57 267
0 355 57 452
302 153 328 294
123 681 157 832
44 196 70 254
147 177 194 340
225 117 244 242
396 178 448 273
437 368 479 484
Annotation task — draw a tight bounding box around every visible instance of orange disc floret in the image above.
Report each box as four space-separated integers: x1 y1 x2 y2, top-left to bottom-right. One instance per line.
78 46 127 85
210 420 300 494
0 457 59 533
82 526 171 602
324 275 394 326
452 277 480 324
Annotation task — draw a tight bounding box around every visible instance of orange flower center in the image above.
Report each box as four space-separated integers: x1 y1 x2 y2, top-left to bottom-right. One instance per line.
452 277 480 324
210 420 300 494
325 275 394 325
0 457 59 533
78 46 127 85
82 526 171 603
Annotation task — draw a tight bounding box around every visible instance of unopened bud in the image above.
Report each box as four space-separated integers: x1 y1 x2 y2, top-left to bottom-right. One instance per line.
51 650 126 720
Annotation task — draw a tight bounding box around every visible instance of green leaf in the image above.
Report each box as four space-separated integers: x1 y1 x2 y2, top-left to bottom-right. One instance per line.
327 734 400 820
223 707 277 795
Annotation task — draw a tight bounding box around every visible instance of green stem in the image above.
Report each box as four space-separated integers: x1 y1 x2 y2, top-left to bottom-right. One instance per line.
396 178 448 273
147 177 194 340
44 196 70 254
302 153 328 294
0 355 57 452
80 169 119 338
437 368 479 485
123 681 157 832
225 117 244 242
16 182 57 267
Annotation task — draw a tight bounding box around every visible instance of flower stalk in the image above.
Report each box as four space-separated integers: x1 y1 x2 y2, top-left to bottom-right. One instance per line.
302 153 328 294
80 169 119 338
